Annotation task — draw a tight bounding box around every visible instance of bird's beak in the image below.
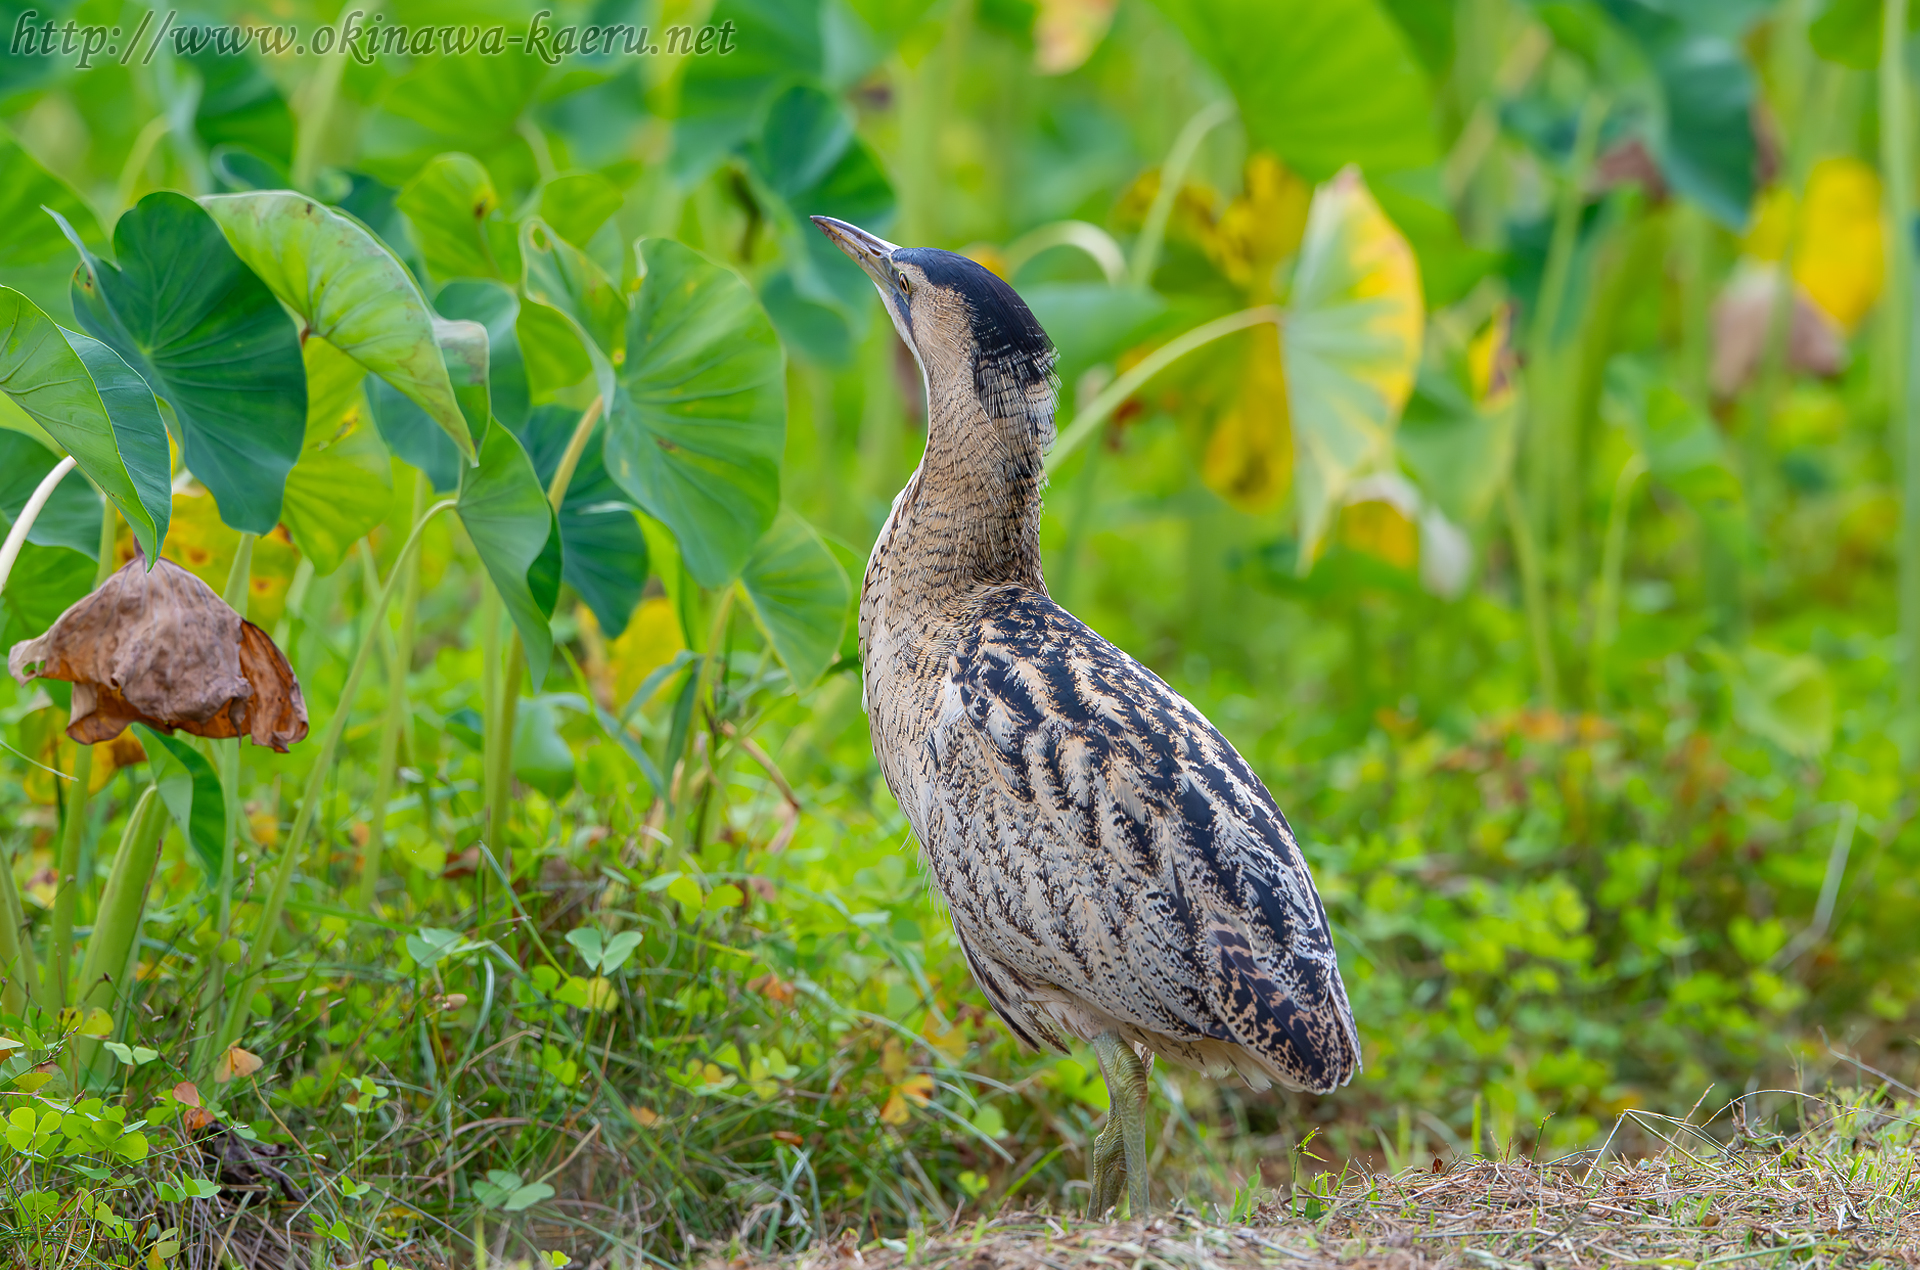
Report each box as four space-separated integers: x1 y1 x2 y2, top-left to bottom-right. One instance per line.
811 216 898 286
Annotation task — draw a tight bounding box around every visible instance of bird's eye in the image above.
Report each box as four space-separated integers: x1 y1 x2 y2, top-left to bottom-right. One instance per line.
895 270 912 296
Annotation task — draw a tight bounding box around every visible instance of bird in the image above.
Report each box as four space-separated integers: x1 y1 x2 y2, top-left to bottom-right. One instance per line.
812 215 1361 1219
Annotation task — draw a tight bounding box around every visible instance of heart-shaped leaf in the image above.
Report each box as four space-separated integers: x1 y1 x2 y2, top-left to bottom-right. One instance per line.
606 239 785 587
511 693 577 799
459 421 559 688
673 0 829 181
396 152 520 284
200 191 479 463
520 218 624 409
1284 167 1424 567
513 405 650 637
739 509 850 689
135 723 227 881
55 193 305 536
405 927 463 967
537 172 624 250
438 279 530 431
0 287 170 558
1146 0 1435 179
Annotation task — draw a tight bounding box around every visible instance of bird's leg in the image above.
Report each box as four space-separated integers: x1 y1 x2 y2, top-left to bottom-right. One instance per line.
1087 1108 1126 1219
1089 1032 1151 1219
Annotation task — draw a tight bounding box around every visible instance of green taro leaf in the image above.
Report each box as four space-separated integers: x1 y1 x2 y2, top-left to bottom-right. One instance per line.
368 378 461 493
520 218 624 409
511 693 577 799
56 193 304 536
281 340 394 575
673 0 829 181
0 537 92 644
537 172 624 250
397 152 521 285
0 286 170 558
1 133 103 270
199 191 480 463
439 279 530 432
135 724 227 881
513 404 650 638
1809 0 1920 68
0 429 104 557
459 421 559 688
739 509 852 688
605 239 785 588
1597 0 1757 229
1145 0 1436 179
184 38 295 164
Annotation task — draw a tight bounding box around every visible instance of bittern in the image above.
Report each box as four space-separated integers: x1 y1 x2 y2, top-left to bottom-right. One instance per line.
814 216 1359 1219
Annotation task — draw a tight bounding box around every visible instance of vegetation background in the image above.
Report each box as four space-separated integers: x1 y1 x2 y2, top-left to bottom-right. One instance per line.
0 0 1916 1264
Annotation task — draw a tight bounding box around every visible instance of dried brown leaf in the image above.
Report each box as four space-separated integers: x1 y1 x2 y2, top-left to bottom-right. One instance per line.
7 555 308 752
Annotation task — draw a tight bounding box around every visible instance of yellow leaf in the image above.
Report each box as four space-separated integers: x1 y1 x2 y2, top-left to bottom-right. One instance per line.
879 1090 911 1125
1034 0 1117 74
1205 153 1312 298
137 491 300 628
214 1045 263 1084
1466 306 1516 408
1284 166 1424 568
879 1037 907 1083
78 1007 113 1038
586 596 686 711
1201 330 1293 513
898 1073 934 1106
1339 499 1420 570
1744 159 1884 332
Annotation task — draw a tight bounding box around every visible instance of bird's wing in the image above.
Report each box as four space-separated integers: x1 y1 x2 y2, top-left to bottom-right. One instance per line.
918 587 1360 1092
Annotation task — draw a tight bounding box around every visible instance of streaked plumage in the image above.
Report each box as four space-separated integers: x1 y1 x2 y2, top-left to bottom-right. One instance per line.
813 216 1359 1213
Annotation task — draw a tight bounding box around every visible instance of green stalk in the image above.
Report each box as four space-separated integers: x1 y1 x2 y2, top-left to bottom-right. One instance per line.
1129 100 1236 288
72 786 165 1075
213 500 458 1060
484 399 601 864
0 832 40 1017
1589 454 1647 704
1883 0 1920 716
1504 481 1560 708
45 497 122 1011
1524 95 1606 565
480 577 506 867
190 532 253 1073
360 471 429 910
290 20 347 191
676 587 736 851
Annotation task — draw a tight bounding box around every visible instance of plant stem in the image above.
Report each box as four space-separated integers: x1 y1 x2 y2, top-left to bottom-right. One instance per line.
361 471 429 910
1589 454 1647 704
481 401 600 867
291 22 347 190
1049 307 1283 469
677 587 736 851
548 398 603 512
0 456 76 599
1504 480 1560 708
38 486 119 1014
73 786 165 1075
214 500 458 1058
1524 94 1605 572
1883 0 1920 717
1129 99 1236 288
189 532 253 1074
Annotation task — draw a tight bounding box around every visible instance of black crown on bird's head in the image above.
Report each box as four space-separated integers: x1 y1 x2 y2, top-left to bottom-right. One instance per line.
812 216 1059 442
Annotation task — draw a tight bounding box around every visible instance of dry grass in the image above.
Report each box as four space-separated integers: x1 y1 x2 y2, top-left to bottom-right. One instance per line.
710 1090 1920 1270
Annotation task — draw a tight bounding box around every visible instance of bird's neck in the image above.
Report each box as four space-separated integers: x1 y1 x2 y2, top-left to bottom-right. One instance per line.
895 365 1049 602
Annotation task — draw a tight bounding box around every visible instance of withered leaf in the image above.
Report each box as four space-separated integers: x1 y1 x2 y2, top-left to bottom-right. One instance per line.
8 554 308 752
